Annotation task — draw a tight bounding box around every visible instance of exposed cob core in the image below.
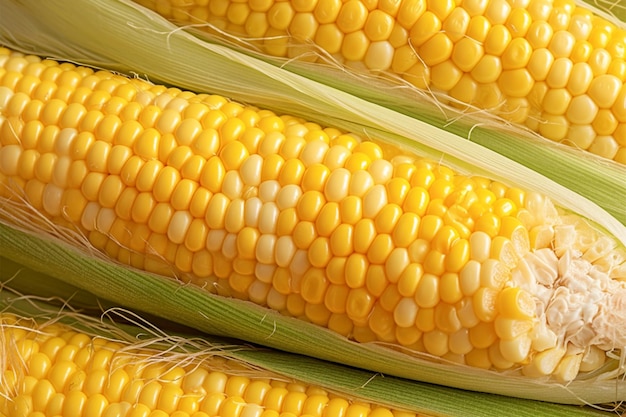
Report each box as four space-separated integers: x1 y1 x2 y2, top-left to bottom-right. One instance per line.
133 0 626 164
0 47 625 383
0 313 427 417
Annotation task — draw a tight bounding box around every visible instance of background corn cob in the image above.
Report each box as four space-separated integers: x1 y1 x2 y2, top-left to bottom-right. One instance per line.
0 285 431 417
2 315 432 417
0 279 620 417
1 0 624 227
0 46 625 405
134 0 626 166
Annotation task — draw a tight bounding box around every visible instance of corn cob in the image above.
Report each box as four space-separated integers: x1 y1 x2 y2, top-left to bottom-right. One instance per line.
1 309 438 417
0 47 624 388
131 0 626 165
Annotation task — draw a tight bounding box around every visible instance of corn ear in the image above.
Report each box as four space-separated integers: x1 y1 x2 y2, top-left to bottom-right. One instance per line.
0 35 626 408
1 45 625 382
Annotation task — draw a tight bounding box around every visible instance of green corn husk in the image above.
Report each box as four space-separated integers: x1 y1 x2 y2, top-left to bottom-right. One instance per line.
0 0 624 224
0 272 621 417
0 0 626 409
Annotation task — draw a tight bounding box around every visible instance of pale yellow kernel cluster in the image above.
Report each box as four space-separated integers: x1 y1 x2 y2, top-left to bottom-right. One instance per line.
0 48 624 382
134 0 626 164
0 314 424 417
